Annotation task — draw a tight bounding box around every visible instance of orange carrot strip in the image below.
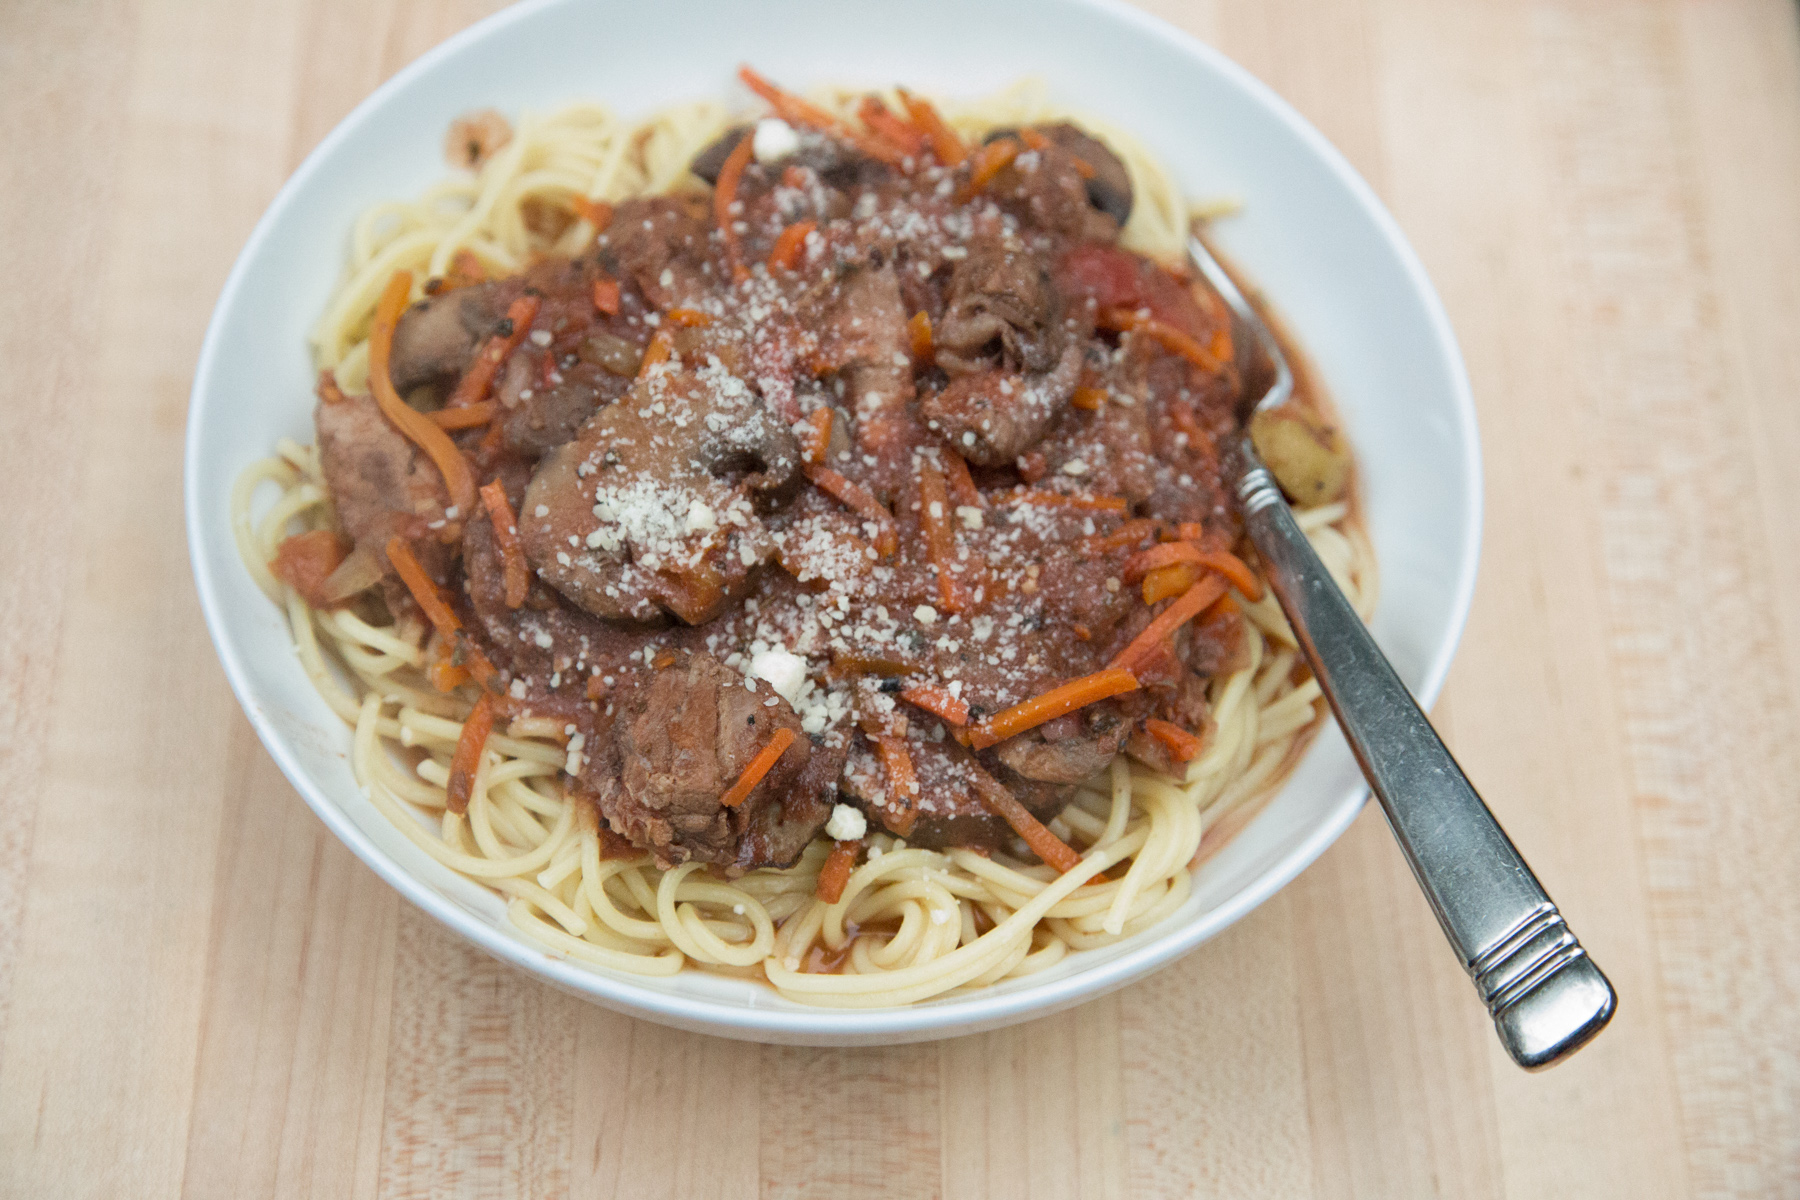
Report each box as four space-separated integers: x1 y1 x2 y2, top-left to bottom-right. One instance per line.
942 450 982 510
569 196 613 228
858 96 926 158
1108 575 1229 675
428 657 471 693
815 838 862 904
369 271 476 515
798 406 833 465
968 668 1140 750
1097 306 1225 373
900 684 970 727
959 137 1020 201
737 67 908 166
479 480 530 609
720 727 798 808
1193 550 1264 601
386 536 460 636
1070 386 1106 411
430 401 497 430
873 735 919 835
1085 517 1158 553
1204 593 1240 620
1144 718 1205 763
768 219 817 271
1122 541 1206 583
1141 562 1199 605
918 457 971 613
907 311 933 361
664 306 713 327
637 327 675 377
445 293 542 410
446 692 495 815
805 465 898 556
592 277 621 315
968 765 1081 873
896 88 967 166
1008 489 1130 512
713 130 756 284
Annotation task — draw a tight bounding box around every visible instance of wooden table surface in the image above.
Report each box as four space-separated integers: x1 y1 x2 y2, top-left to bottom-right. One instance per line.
4 1 1798 1195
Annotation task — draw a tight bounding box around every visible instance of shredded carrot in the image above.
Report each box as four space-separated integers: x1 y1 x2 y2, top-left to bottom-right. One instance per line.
737 66 908 166
317 368 349 405
569 195 613 229
1097 306 1225 374
968 765 1081 873
1085 517 1158 553
446 692 495 815
664 307 713 328
445 294 542 410
1193 550 1263 601
1007 489 1130 512
1144 718 1205 763
430 401 497 430
798 406 833 465
713 130 756 284
918 457 972 613
638 327 675 377
478 480 530 609
873 735 919 835
720 726 797 808
768 219 817 271
445 249 487 289
857 95 926 158
942 450 982 510
815 838 862 904
428 657 471 693
1108 575 1229 675
959 136 1020 201
1204 593 1240 620
896 88 967 166
968 668 1140 750
1175 521 1208 543
900 683 970 727
805 466 898 556
1070 386 1107 412
592 277 621 315
1123 541 1206 583
907 311 933 361
1141 562 1199 605
368 271 477 516
385 536 460 636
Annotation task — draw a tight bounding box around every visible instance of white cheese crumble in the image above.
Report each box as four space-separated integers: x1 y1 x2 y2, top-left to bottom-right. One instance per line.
753 118 800 163
914 604 938 625
1061 459 1090 476
825 804 867 841
749 647 808 706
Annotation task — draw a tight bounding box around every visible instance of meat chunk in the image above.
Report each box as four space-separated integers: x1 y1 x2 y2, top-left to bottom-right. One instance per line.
992 706 1131 786
839 733 1074 851
811 264 917 498
933 238 1064 377
314 392 448 579
519 366 799 624
986 139 1119 243
597 196 714 310
919 341 1082 466
590 654 833 870
988 124 1133 224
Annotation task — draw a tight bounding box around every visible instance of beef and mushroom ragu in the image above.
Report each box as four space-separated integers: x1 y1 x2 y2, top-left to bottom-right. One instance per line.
294 74 1343 888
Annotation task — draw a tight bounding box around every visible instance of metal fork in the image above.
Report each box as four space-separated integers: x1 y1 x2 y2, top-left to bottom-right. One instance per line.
1188 234 1616 1070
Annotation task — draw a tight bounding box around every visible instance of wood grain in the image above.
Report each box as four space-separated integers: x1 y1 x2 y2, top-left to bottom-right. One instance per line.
1 1 1796 1196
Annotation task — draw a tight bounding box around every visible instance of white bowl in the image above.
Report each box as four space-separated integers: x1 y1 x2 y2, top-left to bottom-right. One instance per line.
185 0 1480 1045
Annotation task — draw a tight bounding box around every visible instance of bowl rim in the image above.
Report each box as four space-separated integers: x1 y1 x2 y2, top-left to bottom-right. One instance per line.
184 0 1482 1041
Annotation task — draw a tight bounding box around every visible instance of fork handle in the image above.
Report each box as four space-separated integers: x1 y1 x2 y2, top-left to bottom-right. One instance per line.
1234 448 1615 1069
